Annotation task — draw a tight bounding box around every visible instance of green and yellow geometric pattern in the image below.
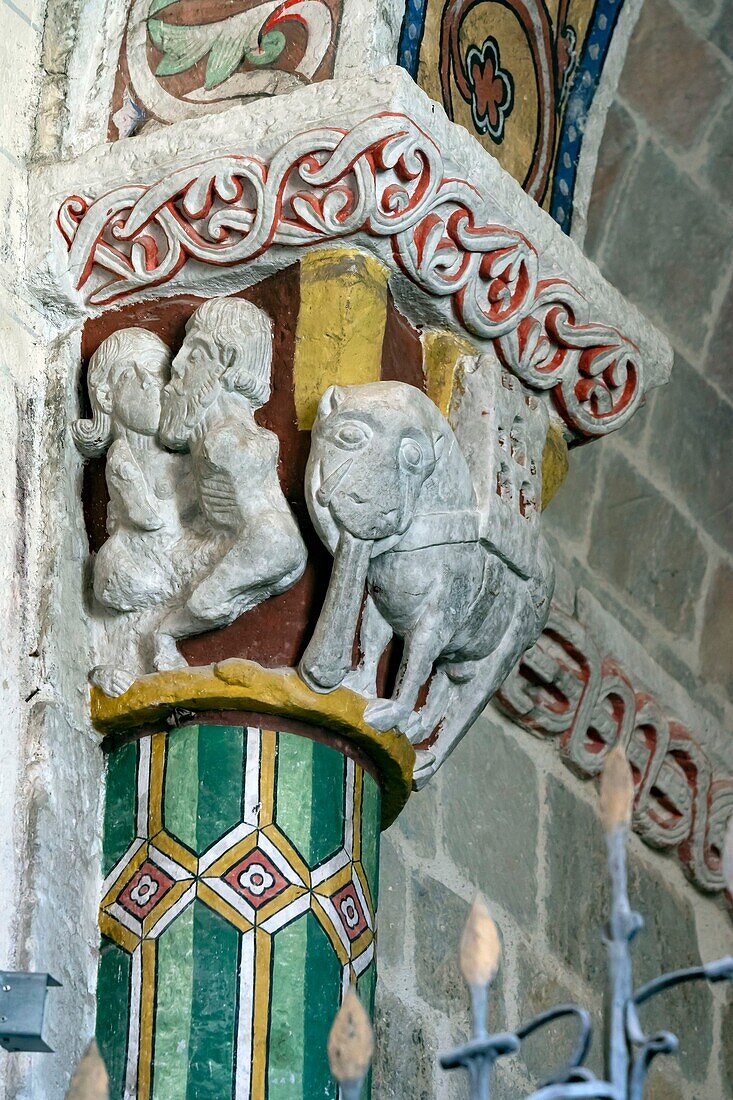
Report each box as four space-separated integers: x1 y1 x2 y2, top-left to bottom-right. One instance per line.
97 722 381 1099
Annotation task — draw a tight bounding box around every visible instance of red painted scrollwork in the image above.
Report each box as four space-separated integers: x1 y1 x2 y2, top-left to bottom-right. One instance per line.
495 608 733 897
57 114 646 439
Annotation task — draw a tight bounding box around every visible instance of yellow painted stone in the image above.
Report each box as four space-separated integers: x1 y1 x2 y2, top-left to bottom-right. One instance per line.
91 660 414 828
294 248 389 430
541 422 570 509
422 329 477 415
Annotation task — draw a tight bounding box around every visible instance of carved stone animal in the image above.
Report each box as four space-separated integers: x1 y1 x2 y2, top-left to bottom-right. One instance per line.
299 380 554 787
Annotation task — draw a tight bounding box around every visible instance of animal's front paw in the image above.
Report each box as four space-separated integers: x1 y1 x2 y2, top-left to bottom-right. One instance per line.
90 665 136 698
404 708 436 744
364 698 411 733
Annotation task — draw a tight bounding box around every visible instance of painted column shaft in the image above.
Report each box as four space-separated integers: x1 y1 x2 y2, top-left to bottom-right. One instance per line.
97 721 380 1099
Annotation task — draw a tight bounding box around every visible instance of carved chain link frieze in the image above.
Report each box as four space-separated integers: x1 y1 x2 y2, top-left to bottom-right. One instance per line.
58 114 644 439
495 607 733 895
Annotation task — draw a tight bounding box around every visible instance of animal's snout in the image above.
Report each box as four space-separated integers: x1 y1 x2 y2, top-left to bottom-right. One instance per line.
316 458 352 507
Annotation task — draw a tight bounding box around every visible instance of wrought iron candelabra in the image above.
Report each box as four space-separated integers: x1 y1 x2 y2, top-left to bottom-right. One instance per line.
440 746 733 1099
326 746 732 1099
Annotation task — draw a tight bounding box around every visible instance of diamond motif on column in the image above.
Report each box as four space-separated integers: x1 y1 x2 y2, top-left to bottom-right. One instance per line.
223 849 289 909
118 860 175 919
331 882 368 941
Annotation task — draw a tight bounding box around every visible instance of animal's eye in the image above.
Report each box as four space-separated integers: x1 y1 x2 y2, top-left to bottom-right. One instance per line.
334 422 370 449
400 438 423 470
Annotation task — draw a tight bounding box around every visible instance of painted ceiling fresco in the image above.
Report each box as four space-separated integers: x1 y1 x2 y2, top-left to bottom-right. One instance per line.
108 0 341 137
397 0 625 233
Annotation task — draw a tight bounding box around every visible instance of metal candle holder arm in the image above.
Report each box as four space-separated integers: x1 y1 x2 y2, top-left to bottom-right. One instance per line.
440 746 733 1100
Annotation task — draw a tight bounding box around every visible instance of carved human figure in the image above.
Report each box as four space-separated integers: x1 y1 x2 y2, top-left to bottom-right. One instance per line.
152 297 307 670
73 328 193 695
299 379 554 787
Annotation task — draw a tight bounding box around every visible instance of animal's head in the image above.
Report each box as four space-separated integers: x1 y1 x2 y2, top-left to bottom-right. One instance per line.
307 382 447 545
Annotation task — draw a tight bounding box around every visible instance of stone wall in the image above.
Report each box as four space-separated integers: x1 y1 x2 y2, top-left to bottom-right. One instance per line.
376 711 733 1098
556 0 733 730
0 3 104 1096
375 0 733 1095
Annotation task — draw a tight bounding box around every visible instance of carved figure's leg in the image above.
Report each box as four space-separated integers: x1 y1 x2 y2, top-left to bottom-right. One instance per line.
300 531 372 693
90 664 138 698
414 605 532 783
403 666 453 744
153 542 305 671
343 595 393 698
364 610 450 733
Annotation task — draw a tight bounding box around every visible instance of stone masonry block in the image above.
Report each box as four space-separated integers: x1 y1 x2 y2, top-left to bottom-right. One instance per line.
544 443 600 546
704 96 733 210
413 874 470 1025
442 716 540 925
546 775 610 987
721 995 733 1096
517 942 603 1083
588 451 707 637
373 986 438 1100
627 860 713 1085
412 871 510 1052
392 773 440 860
700 560 733 700
705 273 733 404
602 142 732 352
583 103 639 261
618 0 727 150
546 773 713 1085
646 354 733 551
711 1 733 62
378 833 411 971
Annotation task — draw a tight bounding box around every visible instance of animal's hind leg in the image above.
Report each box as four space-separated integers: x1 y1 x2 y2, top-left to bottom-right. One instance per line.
365 605 455 733
412 625 529 788
404 667 452 744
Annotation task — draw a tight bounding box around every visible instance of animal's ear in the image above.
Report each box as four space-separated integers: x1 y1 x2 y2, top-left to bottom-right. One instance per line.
433 432 446 462
318 385 344 419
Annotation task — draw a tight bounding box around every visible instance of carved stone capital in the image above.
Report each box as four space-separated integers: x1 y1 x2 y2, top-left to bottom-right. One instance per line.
37 70 670 443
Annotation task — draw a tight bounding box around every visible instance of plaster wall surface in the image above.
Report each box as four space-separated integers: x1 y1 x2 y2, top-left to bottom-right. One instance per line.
0 6 104 1096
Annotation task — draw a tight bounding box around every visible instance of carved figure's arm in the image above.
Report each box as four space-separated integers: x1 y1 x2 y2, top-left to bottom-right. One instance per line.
107 445 164 532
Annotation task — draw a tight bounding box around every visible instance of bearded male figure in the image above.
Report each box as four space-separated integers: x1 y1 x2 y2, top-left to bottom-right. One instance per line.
152 297 307 671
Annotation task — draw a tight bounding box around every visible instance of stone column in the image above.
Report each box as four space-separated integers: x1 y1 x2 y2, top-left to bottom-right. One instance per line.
95 709 406 1098
78 252 417 1099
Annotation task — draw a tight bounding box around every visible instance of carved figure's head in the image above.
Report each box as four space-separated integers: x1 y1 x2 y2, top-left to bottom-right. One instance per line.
72 328 170 456
160 298 272 450
307 382 448 544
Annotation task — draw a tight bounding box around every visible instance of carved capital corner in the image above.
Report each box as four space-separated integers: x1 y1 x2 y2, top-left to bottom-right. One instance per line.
39 70 670 446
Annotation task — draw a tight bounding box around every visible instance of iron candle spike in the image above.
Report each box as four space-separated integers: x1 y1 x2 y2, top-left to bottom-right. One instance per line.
328 987 374 1100
439 745 733 1099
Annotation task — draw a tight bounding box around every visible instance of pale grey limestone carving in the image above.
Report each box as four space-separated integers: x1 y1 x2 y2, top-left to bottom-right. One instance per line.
299 358 554 787
152 298 307 671
73 299 307 691
73 327 196 695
